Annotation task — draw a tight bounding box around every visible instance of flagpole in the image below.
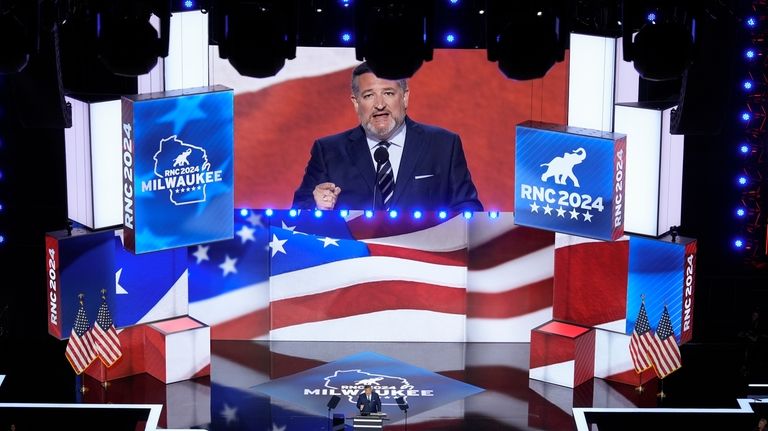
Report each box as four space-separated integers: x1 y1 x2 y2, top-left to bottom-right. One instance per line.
657 378 666 400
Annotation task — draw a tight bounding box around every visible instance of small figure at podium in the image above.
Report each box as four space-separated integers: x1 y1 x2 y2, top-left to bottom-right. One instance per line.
356 384 382 415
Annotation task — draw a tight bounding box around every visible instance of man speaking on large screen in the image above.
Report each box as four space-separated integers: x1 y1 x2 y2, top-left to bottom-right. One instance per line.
292 62 483 212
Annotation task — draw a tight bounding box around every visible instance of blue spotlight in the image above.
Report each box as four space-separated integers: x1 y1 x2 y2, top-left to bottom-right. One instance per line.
746 49 756 59
289 209 298 217
184 0 194 9
742 112 751 122
738 176 748 185
365 210 374 218
0 202 3 212
463 211 473 219
734 238 744 249
0 234 4 244
740 144 750 154
743 80 753 90
240 208 249 217
341 32 352 43
340 209 349 217
746 17 757 28
489 211 499 219
646 12 656 22
413 210 423 219
449 0 459 4
736 207 746 217
264 209 274 216
314 209 323 218
445 33 456 44
438 211 448 219
389 210 398 219
340 0 350 7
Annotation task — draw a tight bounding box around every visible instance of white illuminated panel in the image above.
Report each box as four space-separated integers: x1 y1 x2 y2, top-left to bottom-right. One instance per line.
614 102 684 236
166 10 209 91
567 33 616 131
138 14 165 94
64 96 123 229
615 36 640 104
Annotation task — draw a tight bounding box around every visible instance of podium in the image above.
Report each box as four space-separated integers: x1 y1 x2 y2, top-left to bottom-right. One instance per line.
352 414 388 430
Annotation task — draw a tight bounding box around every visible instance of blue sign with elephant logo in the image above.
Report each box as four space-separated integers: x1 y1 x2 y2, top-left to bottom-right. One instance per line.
514 121 626 241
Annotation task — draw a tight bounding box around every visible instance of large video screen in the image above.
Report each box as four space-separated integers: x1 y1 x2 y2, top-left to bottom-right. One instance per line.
212 47 568 211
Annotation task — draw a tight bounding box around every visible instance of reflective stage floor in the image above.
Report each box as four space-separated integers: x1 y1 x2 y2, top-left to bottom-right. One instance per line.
1 339 767 430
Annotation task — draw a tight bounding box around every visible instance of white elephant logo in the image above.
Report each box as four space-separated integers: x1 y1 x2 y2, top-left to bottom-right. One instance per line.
540 147 586 188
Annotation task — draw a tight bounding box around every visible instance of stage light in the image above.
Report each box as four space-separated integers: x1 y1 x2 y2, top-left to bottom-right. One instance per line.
289 209 298 217
184 0 194 9
340 209 349 217
314 209 323 218
413 210 422 219
489 211 499 219
0 202 3 212
746 17 756 28
737 207 746 217
365 210 374 218
463 211 472 219
741 112 751 122
486 0 569 81
449 0 460 4
743 80 753 90
210 0 298 78
445 33 456 44
0 234 4 244
265 209 274 216
740 144 750 154
389 210 398 218
341 32 352 43
738 176 748 186
622 2 694 81
354 0 434 79
478 9 485 15
745 49 756 59
438 210 447 219
95 0 171 77
0 1 38 74
240 208 249 217
341 0 351 6
734 238 744 249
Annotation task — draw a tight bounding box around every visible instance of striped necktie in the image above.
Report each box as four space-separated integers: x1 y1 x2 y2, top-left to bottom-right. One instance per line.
375 141 394 210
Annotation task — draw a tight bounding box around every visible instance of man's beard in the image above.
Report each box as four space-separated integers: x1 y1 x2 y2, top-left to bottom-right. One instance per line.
363 115 399 140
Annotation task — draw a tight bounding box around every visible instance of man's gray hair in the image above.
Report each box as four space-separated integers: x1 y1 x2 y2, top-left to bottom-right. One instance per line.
351 62 408 96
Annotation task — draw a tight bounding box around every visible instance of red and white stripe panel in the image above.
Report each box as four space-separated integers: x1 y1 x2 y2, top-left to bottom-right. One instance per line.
593 326 656 387
145 316 211 384
553 233 629 328
529 321 595 388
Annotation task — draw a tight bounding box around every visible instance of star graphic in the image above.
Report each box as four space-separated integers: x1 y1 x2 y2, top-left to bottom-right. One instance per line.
247 212 263 227
530 202 540 213
318 237 340 248
542 203 553 215
192 244 210 264
115 268 128 295
156 95 208 134
220 403 238 425
271 424 286 431
583 211 593 222
569 208 580 220
269 234 288 257
219 254 238 276
281 221 296 232
236 224 256 243
556 206 566 217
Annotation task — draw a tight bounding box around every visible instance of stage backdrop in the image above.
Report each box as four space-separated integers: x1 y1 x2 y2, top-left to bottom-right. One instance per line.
211 47 569 211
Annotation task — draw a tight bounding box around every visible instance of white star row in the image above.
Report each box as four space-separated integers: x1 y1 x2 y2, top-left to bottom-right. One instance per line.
173 185 203 193
269 233 340 257
529 202 594 222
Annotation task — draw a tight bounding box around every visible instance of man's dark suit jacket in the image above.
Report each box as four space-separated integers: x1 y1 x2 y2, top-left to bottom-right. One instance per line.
356 391 382 414
292 117 483 211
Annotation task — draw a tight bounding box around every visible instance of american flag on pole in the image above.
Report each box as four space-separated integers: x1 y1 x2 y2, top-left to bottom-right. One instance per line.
91 291 122 367
648 305 682 379
629 301 654 373
65 295 96 374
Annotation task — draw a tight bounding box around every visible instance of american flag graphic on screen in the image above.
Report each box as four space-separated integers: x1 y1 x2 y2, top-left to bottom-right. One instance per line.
649 305 682 379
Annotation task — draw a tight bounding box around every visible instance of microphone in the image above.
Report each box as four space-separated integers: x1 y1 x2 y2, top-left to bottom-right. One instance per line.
372 144 390 211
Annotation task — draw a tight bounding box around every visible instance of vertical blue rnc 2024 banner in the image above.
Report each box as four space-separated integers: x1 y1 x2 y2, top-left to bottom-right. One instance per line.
121 86 234 254
514 121 626 241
